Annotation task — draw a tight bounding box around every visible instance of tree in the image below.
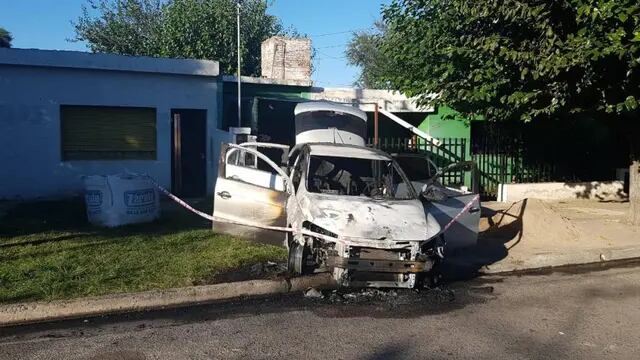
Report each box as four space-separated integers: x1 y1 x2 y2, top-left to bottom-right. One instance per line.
345 21 391 89
380 0 640 223
73 0 287 75
74 0 164 56
0 27 12 48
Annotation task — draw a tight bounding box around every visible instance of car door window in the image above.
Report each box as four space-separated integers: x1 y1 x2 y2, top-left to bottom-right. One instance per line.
243 151 256 168
227 148 240 166
290 154 305 193
224 147 285 191
394 155 437 182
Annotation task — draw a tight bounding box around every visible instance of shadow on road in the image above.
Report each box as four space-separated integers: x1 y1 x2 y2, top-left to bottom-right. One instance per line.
438 199 527 282
0 280 502 341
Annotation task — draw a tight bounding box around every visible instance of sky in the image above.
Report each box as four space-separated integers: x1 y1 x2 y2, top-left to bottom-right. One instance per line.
0 0 391 87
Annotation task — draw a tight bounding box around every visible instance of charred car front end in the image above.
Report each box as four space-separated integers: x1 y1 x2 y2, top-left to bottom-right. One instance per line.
285 144 443 288
212 141 445 288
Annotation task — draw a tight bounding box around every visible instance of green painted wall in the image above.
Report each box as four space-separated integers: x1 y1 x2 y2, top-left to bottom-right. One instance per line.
417 106 479 188
418 106 472 140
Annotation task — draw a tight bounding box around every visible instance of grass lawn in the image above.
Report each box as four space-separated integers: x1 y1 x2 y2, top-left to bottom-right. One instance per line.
0 199 286 304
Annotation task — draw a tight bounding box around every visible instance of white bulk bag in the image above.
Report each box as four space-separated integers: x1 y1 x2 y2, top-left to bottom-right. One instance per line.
83 174 160 227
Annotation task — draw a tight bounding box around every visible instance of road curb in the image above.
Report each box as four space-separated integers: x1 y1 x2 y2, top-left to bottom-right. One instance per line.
480 245 640 275
0 273 336 327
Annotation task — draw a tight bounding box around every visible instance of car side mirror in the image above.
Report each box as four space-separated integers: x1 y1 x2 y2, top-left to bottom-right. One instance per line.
420 185 448 202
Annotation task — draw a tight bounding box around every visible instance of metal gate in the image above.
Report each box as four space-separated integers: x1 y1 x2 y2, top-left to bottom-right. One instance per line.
370 137 469 188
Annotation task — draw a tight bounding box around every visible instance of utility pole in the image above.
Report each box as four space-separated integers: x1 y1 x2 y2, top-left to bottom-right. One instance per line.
236 0 242 127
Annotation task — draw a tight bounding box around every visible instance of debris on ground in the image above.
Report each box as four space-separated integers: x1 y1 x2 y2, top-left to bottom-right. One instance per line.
317 287 456 307
340 288 398 303
303 287 324 298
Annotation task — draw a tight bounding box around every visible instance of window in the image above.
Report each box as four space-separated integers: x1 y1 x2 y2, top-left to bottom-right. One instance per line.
61 105 157 160
394 156 438 182
224 147 285 191
307 155 414 200
225 148 258 168
291 154 304 192
227 148 240 165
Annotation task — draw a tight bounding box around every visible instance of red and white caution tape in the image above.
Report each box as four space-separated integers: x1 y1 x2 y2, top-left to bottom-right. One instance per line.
144 175 299 234
439 194 480 235
144 176 215 222
145 175 480 241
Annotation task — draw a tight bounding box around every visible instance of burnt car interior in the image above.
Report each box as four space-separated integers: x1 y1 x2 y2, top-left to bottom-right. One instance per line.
306 155 413 199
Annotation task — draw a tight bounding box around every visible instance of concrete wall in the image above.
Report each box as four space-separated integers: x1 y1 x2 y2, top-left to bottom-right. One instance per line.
0 49 224 199
308 87 434 113
497 181 627 203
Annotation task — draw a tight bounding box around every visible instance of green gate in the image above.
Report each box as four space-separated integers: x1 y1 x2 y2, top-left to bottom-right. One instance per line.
369 137 469 189
371 136 553 199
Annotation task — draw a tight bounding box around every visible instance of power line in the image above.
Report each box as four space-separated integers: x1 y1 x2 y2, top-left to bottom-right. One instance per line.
317 50 347 60
315 58 348 62
309 27 373 37
317 43 348 49
283 43 349 54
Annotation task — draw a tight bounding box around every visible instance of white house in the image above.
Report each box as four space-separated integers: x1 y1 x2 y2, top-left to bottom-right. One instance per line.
0 48 231 199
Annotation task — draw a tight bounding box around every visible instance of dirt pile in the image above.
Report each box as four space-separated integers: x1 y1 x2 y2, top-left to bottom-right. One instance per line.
480 198 580 246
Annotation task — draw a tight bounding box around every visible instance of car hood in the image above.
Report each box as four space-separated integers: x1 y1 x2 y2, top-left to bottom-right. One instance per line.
304 194 438 241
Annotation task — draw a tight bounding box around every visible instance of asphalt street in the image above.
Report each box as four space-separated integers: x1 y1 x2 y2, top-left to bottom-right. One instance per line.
1 264 640 359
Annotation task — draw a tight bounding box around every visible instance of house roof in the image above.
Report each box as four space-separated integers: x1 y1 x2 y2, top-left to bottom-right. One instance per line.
221 74 312 87
0 48 219 77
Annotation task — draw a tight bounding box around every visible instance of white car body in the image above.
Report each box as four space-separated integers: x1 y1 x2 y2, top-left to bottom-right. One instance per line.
212 100 479 288
212 141 479 288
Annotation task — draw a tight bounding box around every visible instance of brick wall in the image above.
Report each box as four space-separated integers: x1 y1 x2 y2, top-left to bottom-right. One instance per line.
261 36 311 81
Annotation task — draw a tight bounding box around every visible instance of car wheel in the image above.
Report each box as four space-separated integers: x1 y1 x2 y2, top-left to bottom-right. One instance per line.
288 242 305 275
288 239 316 275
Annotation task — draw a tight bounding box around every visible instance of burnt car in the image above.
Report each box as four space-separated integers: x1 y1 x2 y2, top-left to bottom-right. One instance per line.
212 101 479 288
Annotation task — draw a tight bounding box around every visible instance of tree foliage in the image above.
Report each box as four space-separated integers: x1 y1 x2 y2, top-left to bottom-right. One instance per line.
380 0 640 122
346 21 391 89
73 0 287 75
0 27 12 48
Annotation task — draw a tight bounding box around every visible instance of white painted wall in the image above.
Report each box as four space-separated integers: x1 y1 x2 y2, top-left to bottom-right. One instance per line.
497 181 627 202
0 50 224 199
308 87 435 112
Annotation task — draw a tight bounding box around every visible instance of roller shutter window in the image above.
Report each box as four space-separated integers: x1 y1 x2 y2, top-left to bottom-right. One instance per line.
61 105 157 160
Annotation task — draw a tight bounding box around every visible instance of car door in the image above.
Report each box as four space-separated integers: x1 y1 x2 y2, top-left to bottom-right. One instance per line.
393 153 480 252
212 143 291 246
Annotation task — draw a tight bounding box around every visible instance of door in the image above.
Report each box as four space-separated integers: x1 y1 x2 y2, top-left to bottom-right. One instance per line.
212 144 291 246
393 153 480 252
424 193 480 252
172 109 207 197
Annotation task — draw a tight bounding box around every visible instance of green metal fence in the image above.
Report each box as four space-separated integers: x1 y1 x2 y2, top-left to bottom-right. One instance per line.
471 153 554 198
371 136 554 199
369 137 468 189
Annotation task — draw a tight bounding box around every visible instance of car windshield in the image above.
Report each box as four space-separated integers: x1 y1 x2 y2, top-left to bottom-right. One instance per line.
307 155 414 200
